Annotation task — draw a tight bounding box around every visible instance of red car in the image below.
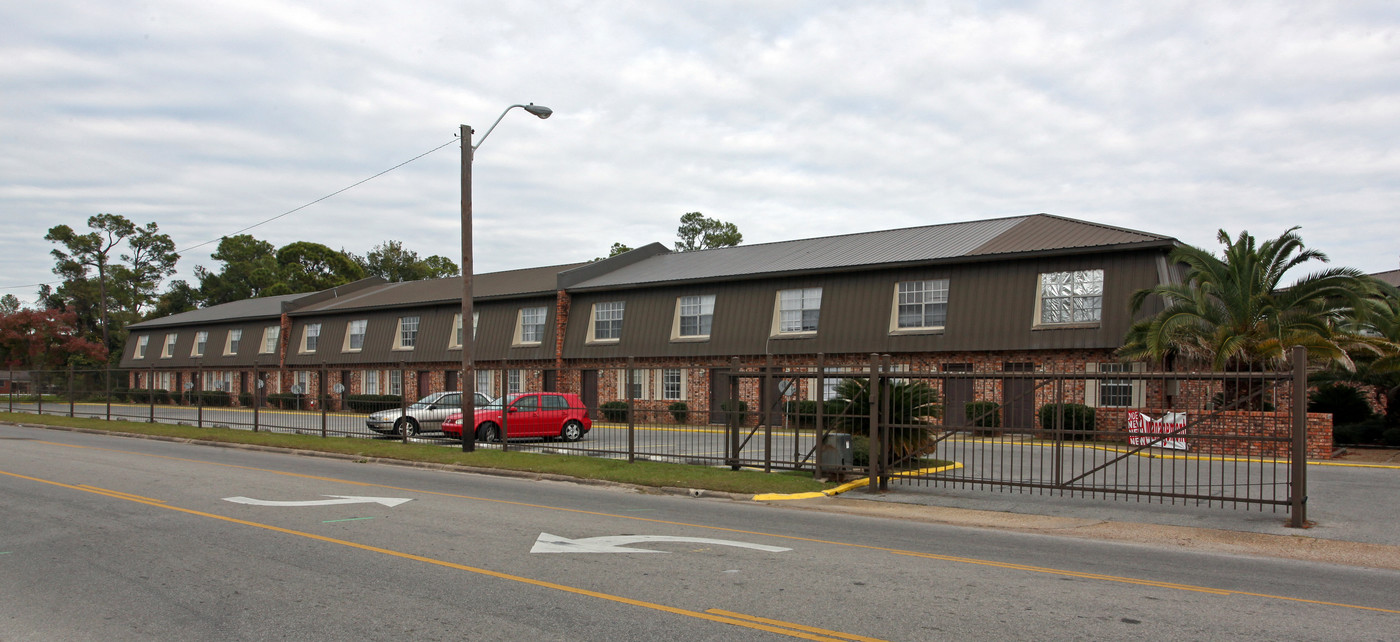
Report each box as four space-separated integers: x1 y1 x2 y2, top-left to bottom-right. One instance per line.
441 392 592 442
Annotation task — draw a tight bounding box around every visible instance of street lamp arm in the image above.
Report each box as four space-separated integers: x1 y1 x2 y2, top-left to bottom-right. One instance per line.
472 103 553 151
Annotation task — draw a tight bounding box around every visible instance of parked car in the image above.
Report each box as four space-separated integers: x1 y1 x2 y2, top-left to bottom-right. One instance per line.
366 391 493 436
441 392 592 442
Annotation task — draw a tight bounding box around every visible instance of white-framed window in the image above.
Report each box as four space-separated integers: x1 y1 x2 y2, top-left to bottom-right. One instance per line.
203 370 231 392
662 368 685 401
775 288 821 335
618 369 651 400
589 301 625 343
157 372 172 390
515 307 547 346
343 319 367 352
1085 362 1146 408
363 370 381 395
807 367 862 401
260 325 280 354
892 279 948 332
389 370 403 396
394 316 419 350
225 329 241 355
673 294 715 340
448 312 479 349
192 331 208 357
133 335 149 359
161 333 177 359
296 370 311 394
507 369 522 394
1037 269 1104 325
301 323 321 353
476 370 496 397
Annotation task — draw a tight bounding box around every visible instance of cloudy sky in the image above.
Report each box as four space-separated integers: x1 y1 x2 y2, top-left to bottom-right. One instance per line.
3 1 1398 308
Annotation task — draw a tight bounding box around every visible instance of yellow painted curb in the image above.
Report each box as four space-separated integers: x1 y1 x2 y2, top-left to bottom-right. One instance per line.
753 463 964 501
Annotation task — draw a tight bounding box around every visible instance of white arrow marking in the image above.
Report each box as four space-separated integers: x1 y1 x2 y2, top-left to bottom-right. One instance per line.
530 532 791 554
222 495 413 508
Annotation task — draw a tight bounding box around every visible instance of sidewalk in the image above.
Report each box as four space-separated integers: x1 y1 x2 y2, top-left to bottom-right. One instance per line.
765 450 1400 571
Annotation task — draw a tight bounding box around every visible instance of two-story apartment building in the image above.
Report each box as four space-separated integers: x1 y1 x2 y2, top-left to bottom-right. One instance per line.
121 214 1180 422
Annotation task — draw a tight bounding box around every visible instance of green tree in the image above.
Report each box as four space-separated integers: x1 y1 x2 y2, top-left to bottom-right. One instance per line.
675 212 742 251
352 240 459 282
1119 227 1380 406
194 235 281 305
1317 282 1400 428
116 221 180 317
44 214 133 348
0 294 21 315
149 280 200 319
273 242 366 294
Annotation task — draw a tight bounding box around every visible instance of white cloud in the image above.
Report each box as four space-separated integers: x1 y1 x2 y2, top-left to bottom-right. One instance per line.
3 1 1399 308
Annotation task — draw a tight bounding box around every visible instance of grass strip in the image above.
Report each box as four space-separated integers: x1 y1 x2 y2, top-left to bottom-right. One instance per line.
0 412 835 496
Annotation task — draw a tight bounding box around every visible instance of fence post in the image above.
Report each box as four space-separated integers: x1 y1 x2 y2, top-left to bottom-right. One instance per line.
626 358 636 463
147 365 155 423
814 353 826 480
252 363 260 432
729 357 741 471
320 364 328 438
1290 345 1308 528
499 367 509 452
866 353 881 494
399 363 409 444
36 370 44 416
1053 375 1064 489
67 364 75 418
104 366 111 421
7 368 12 413
763 355 774 473
196 364 204 428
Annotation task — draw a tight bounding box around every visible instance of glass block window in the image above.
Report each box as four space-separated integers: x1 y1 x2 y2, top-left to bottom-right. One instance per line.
897 280 948 329
778 288 822 333
679 295 715 337
1039 269 1104 324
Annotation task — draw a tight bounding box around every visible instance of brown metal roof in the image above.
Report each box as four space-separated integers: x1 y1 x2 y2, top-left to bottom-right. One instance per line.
1372 269 1400 288
290 262 586 316
565 214 1175 290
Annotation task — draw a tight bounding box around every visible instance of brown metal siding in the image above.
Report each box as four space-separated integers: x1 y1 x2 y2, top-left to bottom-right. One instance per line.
121 320 283 369
561 248 1168 359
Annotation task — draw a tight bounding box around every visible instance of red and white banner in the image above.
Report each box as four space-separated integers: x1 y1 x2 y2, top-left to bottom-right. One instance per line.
1126 411 1188 450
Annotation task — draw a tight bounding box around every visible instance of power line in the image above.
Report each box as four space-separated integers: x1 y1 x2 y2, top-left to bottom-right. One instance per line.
2 136 461 293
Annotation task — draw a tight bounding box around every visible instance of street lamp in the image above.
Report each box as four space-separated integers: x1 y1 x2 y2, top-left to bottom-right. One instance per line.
460 103 552 452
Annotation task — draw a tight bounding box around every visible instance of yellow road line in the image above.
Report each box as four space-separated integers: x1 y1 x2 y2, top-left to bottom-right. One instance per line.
14 439 1398 616
0 468 878 642
754 463 963 501
706 609 889 642
76 484 166 503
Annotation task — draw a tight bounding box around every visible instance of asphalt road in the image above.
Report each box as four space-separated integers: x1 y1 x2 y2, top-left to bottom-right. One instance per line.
2 422 1397 641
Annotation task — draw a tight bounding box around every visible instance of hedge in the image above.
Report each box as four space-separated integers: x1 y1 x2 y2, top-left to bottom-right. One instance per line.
1037 403 1097 440
668 401 689 423
600 401 629 423
345 394 403 413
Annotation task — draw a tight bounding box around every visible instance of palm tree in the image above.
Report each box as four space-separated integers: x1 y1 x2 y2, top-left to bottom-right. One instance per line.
1119 227 1381 407
1319 282 1400 428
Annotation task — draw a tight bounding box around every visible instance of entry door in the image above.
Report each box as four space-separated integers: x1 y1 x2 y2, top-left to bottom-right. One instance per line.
580 370 598 419
709 368 731 424
1002 362 1036 433
417 371 431 399
543 369 557 392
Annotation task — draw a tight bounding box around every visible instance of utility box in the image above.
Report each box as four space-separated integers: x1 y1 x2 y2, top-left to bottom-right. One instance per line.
819 432 852 470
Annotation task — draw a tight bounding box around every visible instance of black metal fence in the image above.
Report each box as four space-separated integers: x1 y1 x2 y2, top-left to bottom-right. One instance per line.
3 351 1314 525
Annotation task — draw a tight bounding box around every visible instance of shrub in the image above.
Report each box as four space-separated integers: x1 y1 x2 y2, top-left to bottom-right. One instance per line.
345 394 402 413
668 401 689 423
1309 384 1375 426
238 392 256 408
784 400 820 428
266 392 304 410
851 433 870 467
1383 428 1400 448
112 386 130 403
599 401 629 423
127 388 149 404
965 401 1001 433
151 389 172 405
1037 403 1097 440
195 390 232 407
720 399 750 425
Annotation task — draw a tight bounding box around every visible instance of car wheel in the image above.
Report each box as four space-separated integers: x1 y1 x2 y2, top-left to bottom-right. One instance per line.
560 420 584 442
477 422 500 443
396 418 421 437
